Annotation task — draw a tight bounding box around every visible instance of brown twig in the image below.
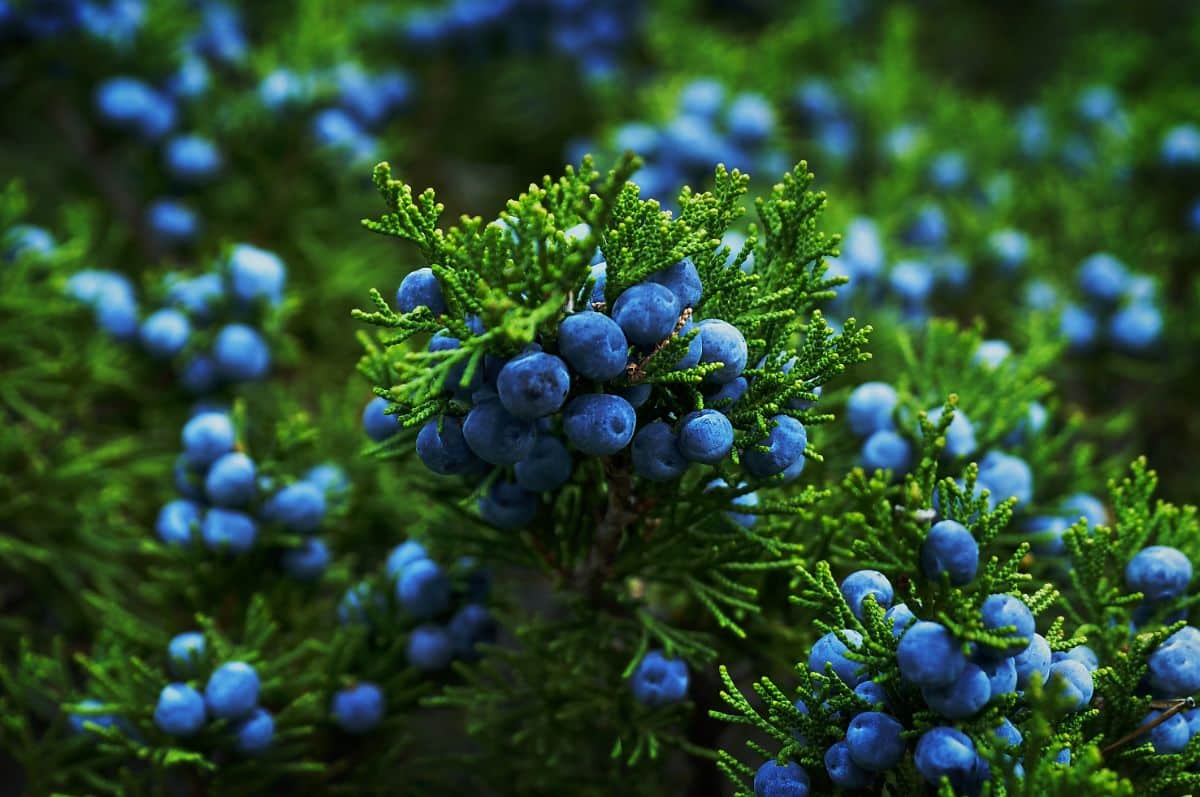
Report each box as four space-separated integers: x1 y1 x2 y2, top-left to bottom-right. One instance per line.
1100 697 1196 757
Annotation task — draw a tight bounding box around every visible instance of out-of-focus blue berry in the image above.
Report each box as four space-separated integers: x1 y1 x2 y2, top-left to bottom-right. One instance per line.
396 559 451 619
1077 84 1119 124
213 323 270 381
978 451 1033 507
201 508 257 553
1077 252 1129 304
1161 124 1200 167
235 707 274 755
630 649 689 706
182 412 235 468
362 396 399 442
727 92 774 145
264 481 326 533
68 699 118 736
928 151 968 191
168 631 205 677
407 623 454 672
1125 545 1192 603
138 308 190 359
905 205 948 247
164 135 221 182
204 451 256 507
479 480 538 529
227 244 285 307
1110 302 1162 352
154 683 206 736
448 603 495 660
281 537 330 581
5 225 55 260
146 199 199 244
846 382 897 437
889 260 934 305
925 406 977 459
331 682 383 733
678 78 725 118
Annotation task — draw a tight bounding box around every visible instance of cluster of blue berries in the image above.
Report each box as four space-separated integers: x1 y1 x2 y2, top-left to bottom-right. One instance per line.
158 409 341 581
1124 544 1200 755
66 243 284 393
383 246 807 530
87 3 246 245
259 63 413 165
338 540 496 674
844 382 1037 515
629 649 689 707
1015 85 1131 175
1059 252 1163 354
0 0 145 46
767 556 1095 794
791 77 857 165
404 0 641 80
152 636 275 754
589 79 783 210
3 223 56 262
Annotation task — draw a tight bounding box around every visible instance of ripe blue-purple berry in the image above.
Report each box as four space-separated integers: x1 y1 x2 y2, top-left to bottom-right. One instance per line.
562 393 636 456
205 661 260 719
630 650 689 706
331 683 383 733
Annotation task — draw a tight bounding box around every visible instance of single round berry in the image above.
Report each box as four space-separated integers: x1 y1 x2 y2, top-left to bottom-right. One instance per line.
1063 493 1108 526
448 604 496 660
205 661 260 720
182 412 236 468
753 759 810 797
978 451 1034 507
362 397 399 442
228 244 285 306
305 463 349 497
840 570 894 620
697 319 748 384
1060 303 1099 350
201 508 258 553
1148 626 1200 697
1125 546 1192 603
181 355 220 394
647 257 703 308
1048 659 1094 710
705 376 748 409
678 409 734 464
885 603 917 639
139 309 191 359
897 621 966 688
514 435 573 492
396 559 451 620
672 320 704 369
980 594 1035 657
164 134 222 181
921 662 991 719
497 352 571 419
264 482 326 534
385 540 428 582
204 452 257 508
157 499 201 546
213 324 270 381
395 267 446 315
824 741 872 790
235 707 275 755
853 680 888 709
331 683 383 733
479 481 538 529
808 629 865 686
1077 252 1129 304
463 399 536 465
914 727 977 790
742 415 807 477
632 421 689 482
979 655 1017 697
168 632 206 677
154 683 206 736
921 520 979 585
147 199 199 243
611 283 680 346
861 430 911 474
845 711 906 771
281 537 330 581
337 582 378 626
925 406 977 459
1110 302 1163 351
630 650 689 707
407 623 454 672
1013 633 1052 688
846 382 898 437
557 311 628 381
416 416 481 476
562 393 636 456
68 699 117 736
